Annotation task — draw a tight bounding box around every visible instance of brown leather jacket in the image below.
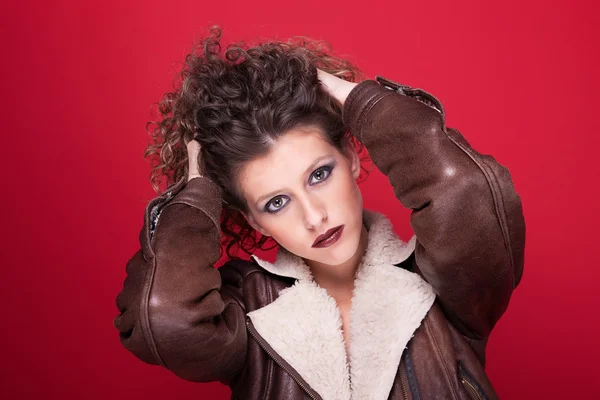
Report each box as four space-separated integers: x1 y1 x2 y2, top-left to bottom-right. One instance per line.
114 76 526 399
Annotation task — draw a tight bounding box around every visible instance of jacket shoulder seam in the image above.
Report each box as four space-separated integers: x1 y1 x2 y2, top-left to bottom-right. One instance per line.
139 256 168 368
445 129 517 289
424 316 461 399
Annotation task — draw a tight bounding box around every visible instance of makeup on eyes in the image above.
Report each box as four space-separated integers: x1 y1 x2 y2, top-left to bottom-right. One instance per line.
262 160 336 214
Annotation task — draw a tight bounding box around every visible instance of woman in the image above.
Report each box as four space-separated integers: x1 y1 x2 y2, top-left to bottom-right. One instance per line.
114 27 526 400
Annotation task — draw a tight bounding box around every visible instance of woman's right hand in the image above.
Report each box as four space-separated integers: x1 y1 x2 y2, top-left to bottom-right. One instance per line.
187 139 203 182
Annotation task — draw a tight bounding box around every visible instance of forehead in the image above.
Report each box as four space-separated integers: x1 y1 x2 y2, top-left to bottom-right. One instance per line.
238 127 338 202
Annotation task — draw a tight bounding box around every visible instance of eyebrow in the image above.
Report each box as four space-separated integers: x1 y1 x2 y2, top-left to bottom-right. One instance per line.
256 155 333 206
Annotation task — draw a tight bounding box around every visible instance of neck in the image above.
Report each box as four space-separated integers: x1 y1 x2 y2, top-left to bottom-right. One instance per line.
306 223 369 303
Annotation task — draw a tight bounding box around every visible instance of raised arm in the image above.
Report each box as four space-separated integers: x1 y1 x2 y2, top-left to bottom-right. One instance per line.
337 75 526 339
113 175 247 384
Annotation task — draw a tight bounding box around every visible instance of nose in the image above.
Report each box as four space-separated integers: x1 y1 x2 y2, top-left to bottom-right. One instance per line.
301 193 327 230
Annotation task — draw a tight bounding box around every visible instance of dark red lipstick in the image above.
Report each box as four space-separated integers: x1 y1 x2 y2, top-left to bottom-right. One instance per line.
312 225 344 248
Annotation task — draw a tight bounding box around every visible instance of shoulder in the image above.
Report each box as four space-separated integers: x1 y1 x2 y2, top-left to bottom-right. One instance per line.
218 258 262 280
218 258 295 287
218 258 296 308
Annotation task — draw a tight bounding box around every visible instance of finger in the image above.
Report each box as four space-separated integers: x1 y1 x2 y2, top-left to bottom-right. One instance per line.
187 140 201 178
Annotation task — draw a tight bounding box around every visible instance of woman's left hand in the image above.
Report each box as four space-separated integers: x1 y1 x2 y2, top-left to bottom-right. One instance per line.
316 69 358 106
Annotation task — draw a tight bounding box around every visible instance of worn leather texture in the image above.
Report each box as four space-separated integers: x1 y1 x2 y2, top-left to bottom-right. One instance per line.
114 76 526 399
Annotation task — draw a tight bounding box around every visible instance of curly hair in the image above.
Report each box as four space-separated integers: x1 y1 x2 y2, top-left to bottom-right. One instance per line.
144 25 372 259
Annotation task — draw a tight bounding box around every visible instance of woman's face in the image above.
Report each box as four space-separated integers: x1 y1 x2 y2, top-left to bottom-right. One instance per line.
238 125 363 267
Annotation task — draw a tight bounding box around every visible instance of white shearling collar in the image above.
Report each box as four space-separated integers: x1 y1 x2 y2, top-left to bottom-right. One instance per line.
247 209 436 400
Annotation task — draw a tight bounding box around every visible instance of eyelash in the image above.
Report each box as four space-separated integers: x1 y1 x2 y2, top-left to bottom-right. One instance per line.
264 164 334 214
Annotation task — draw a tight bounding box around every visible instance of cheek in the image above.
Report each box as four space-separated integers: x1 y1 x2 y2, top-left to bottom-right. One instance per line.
261 218 308 255
333 169 362 208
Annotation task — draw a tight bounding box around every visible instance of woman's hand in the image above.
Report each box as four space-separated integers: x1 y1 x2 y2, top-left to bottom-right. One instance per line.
316 69 359 106
187 139 203 182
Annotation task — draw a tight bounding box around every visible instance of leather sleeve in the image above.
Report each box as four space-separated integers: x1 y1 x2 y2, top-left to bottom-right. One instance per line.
343 77 526 339
113 176 247 384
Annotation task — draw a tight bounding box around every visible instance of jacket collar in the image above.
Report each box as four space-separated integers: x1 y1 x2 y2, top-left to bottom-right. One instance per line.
248 209 436 400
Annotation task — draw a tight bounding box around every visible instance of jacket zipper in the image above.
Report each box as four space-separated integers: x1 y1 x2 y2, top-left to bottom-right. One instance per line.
396 355 409 400
457 362 486 400
246 317 323 400
399 373 409 400
460 377 482 400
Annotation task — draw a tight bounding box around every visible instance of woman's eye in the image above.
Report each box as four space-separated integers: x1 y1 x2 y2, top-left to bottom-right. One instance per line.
310 165 333 185
264 165 333 214
265 196 289 213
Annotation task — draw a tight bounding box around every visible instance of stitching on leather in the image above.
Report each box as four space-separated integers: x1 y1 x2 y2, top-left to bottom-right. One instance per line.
357 91 394 134
424 317 460 400
262 275 275 400
345 81 374 115
356 91 396 139
142 202 219 369
482 160 515 286
140 254 168 368
444 129 516 291
141 203 170 367
405 347 422 400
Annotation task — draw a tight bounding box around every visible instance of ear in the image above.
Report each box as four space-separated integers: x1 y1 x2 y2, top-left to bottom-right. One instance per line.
343 140 361 180
241 211 271 237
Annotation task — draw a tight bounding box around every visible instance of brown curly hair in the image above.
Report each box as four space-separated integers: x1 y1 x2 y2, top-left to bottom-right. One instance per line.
144 25 372 259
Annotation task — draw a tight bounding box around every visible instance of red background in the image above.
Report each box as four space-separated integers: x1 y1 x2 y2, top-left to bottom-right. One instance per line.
2 0 599 398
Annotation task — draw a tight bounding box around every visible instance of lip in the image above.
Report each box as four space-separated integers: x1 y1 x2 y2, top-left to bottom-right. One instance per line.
312 225 344 248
